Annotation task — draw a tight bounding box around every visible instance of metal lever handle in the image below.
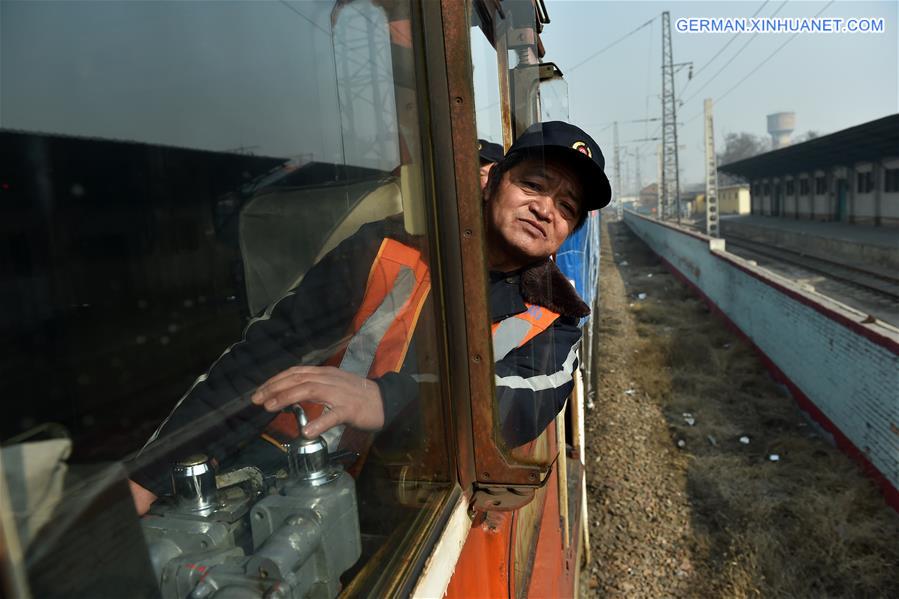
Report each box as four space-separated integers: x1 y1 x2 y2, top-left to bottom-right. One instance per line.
291 404 309 433
284 405 332 483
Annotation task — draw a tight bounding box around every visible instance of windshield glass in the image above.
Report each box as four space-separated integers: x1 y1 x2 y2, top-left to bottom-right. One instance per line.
1 1 453 595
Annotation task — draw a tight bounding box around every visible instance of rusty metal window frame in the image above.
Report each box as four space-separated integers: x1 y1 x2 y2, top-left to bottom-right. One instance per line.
424 1 550 512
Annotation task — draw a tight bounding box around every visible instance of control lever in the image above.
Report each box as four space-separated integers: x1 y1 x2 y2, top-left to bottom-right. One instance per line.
291 404 309 431
289 405 357 466
284 405 334 485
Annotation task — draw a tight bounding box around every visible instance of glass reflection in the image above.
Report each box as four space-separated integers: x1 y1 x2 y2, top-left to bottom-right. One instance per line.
1 1 451 595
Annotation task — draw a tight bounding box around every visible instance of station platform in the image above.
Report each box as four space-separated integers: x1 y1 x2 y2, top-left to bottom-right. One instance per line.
720 215 898 273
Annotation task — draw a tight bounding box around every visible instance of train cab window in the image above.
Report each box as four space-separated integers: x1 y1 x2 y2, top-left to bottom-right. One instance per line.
463 8 585 596
471 22 504 150
538 70 569 123
468 1 568 483
1 1 455 596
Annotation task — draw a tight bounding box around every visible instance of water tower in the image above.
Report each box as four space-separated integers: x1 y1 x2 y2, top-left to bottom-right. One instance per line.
767 112 795 149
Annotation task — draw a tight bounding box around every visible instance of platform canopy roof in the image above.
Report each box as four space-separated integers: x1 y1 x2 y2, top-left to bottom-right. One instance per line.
718 113 899 180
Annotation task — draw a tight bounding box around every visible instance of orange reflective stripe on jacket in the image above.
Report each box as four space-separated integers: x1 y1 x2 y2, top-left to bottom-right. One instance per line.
264 238 431 448
264 240 559 468
491 304 561 362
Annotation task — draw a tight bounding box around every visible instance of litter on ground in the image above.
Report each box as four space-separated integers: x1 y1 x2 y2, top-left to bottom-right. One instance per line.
584 220 899 597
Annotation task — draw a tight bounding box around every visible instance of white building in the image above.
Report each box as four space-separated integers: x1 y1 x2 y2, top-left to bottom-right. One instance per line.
718 114 899 226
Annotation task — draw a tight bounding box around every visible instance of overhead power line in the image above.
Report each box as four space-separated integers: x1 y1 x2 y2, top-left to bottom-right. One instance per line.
279 0 330 36
715 2 834 104
693 0 770 79
682 0 836 125
568 17 657 73
677 0 770 99
644 19 655 142
581 118 660 128
681 0 790 107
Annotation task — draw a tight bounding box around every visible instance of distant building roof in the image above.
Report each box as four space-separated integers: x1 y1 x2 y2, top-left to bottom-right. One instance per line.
718 113 899 180
0 128 286 177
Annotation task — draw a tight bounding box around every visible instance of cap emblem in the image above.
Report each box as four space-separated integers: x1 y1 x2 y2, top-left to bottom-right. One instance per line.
572 141 592 158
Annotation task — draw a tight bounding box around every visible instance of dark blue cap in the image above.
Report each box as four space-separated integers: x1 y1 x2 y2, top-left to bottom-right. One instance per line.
477 139 504 164
507 121 612 211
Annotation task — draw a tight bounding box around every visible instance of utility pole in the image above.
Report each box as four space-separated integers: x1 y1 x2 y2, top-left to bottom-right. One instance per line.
703 98 720 237
661 11 682 223
622 157 630 207
634 145 642 200
613 121 622 220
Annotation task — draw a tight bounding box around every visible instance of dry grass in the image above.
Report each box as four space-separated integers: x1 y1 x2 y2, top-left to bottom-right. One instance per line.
612 225 899 598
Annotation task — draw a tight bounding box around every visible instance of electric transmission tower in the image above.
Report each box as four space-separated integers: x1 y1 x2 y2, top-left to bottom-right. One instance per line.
660 11 682 223
704 98 720 237
335 4 397 168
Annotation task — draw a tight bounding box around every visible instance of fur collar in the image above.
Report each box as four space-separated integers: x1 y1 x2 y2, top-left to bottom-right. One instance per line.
520 259 591 319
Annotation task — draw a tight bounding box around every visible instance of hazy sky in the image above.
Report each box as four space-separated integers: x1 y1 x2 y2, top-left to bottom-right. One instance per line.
3 0 895 190
0 1 398 169
540 0 898 191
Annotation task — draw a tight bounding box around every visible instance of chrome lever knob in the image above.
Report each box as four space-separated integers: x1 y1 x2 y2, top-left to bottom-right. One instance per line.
285 405 330 483
171 453 217 511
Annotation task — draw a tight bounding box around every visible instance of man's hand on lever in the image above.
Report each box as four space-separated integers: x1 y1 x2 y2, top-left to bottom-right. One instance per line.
251 366 385 439
129 366 381 516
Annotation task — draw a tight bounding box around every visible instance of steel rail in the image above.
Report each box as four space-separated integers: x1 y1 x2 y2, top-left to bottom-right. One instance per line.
724 235 899 302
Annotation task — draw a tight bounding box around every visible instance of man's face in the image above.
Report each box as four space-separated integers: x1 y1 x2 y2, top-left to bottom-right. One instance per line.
485 156 584 270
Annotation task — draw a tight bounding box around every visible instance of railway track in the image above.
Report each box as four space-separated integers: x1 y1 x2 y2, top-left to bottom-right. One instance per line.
723 235 899 303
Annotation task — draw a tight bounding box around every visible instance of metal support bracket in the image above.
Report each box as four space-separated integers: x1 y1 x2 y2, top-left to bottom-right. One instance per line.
471 484 536 511
470 459 554 511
